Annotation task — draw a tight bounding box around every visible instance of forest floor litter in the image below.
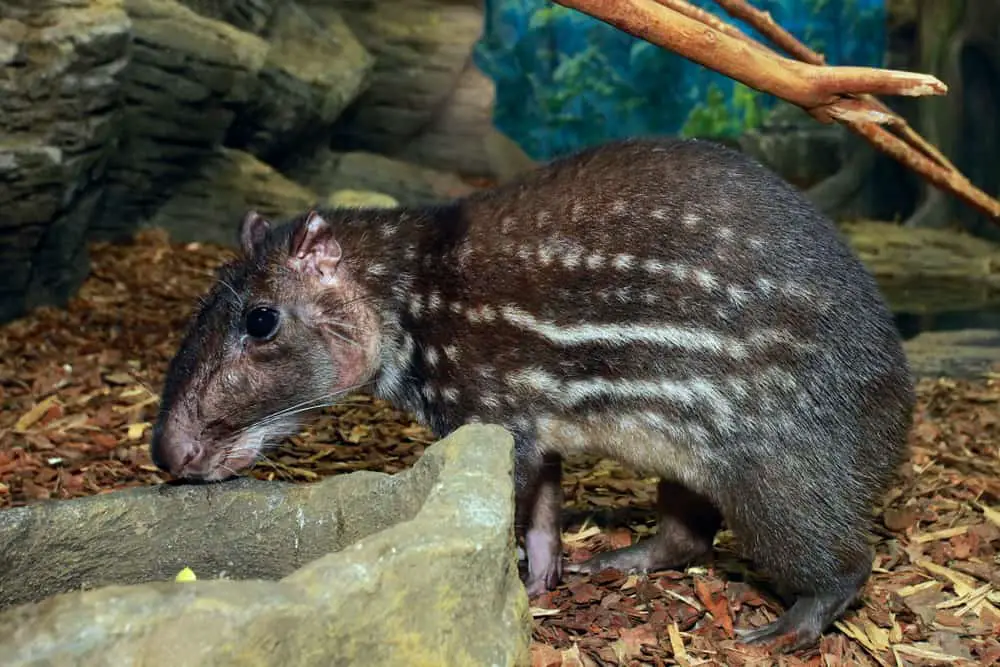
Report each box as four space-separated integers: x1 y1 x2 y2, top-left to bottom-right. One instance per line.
1 230 998 667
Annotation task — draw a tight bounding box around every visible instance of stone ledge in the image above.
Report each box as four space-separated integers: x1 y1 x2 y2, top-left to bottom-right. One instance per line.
0 424 531 667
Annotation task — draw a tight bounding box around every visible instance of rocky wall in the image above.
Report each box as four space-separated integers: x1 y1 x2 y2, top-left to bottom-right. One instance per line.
0 0 529 326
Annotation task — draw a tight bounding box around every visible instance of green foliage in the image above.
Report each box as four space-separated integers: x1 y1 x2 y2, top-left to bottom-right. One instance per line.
679 83 765 139
477 0 887 159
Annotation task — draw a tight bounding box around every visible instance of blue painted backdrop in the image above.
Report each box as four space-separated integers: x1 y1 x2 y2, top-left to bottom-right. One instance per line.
473 0 886 160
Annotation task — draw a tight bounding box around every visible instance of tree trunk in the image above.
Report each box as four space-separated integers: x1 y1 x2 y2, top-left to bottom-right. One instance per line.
905 0 1000 237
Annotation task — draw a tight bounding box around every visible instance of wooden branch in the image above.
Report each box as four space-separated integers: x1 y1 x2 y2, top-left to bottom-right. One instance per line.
552 0 1000 222
554 0 946 114
709 0 953 169
849 122 1000 221
712 0 823 65
710 0 1000 221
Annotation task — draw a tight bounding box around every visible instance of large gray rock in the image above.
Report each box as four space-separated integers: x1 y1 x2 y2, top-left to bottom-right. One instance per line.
0 0 131 323
300 0 485 156
92 0 270 239
394 60 538 179
146 148 317 246
286 148 476 207
178 0 280 33
0 424 531 667
905 329 1000 379
224 1 373 164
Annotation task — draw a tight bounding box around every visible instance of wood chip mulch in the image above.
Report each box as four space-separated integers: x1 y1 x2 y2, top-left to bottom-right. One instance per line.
1 230 998 666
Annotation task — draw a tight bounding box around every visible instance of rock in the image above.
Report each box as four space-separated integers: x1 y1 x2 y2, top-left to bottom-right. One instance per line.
739 101 847 190
0 0 132 324
300 0 485 156
905 329 1000 379
92 0 270 240
842 220 1000 288
327 189 399 209
145 148 317 247
286 148 475 206
223 1 374 164
393 59 537 179
0 424 531 667
178 0 280 33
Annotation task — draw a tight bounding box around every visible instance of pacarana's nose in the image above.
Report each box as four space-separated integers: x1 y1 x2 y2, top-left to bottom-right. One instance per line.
150 422 207 478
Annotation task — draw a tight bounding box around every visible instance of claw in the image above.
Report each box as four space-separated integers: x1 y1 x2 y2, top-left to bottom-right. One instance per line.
737 618 818 653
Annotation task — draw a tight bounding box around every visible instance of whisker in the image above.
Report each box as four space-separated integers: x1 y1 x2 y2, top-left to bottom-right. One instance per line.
217 462 239 477
250 397 338 430
250 381 373 429
218 278 243 307
325 319 366 333
324 327 362 349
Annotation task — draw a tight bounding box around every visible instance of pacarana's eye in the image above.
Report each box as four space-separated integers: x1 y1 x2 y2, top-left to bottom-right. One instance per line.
245 307 281 341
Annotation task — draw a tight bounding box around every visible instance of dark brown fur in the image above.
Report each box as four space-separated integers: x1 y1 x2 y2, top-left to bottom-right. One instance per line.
151 137 915 651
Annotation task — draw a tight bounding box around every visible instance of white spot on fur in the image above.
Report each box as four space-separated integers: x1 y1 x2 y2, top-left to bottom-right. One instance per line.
571 201 586 222
517 245 533 262
427 291 442 312
480 392 501 410
585 253 604 270
642 259 665 274
500 216 516 234
650 208 668 221
443 344 460 362
450 302 464 314
693 269 718 291
537 243 556 266
456 242 472 268
667 263 689 280
380 224 397 239
727 285 750 306
367 263 386 277
536 210 551 228
611 199 627 215
422 385 437 401
404 245 416 261
562 243 584 269
442 387 459 403
506 368 562 394
612 254 635 270
681 212 700 227
716 226 734 242
480 305 497 322
408 294 423 317
756 278 776 295
425 346 440 368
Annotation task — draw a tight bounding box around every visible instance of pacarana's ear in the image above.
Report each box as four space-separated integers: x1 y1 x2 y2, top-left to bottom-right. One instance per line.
239 210 271 258
288 210 343 285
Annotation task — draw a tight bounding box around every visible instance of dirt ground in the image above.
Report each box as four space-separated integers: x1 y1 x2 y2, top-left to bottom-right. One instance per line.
1 231 998 666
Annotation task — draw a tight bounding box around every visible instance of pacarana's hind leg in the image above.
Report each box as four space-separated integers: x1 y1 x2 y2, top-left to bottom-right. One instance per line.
735 545 873 651
721 463 877 652
517 452 564 597
568 479 722 575
737 562 870 651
